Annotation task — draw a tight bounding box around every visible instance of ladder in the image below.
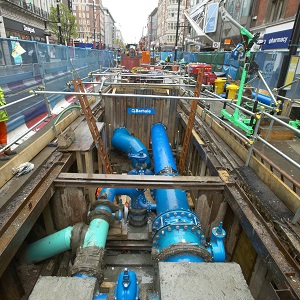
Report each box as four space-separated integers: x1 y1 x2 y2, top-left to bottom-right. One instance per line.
178 69 204 175
72 78 113 174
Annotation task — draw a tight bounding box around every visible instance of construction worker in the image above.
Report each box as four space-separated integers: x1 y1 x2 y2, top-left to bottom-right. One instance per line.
0 87 16 161
165 54 172 63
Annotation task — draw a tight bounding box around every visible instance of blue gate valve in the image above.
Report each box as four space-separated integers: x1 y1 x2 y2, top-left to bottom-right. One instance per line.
114 268 139 300
209 222 226 262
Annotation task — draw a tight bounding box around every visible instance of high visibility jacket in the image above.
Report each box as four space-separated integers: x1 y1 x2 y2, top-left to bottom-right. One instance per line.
0 88 9 122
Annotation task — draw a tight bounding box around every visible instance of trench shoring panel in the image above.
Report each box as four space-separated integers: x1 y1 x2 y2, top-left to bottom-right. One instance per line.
103 85 179 149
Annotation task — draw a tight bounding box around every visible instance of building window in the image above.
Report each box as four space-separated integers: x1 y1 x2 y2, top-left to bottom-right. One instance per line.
265 0 287 23
168 9 177 18
226 0 252 21
167 22 177 31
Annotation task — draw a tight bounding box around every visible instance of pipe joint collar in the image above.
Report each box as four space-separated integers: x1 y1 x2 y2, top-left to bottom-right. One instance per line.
88 209 114 226
71 222 89 259
151 242 212 263
157 165 178 176
92 199 117 212
71 246 105 283
152 210 200 232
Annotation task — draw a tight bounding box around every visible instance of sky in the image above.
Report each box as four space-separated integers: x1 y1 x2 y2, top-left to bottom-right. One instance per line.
102 0 158 44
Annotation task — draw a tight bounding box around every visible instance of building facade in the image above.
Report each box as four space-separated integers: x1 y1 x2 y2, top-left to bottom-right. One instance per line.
0 0 51 42
146 7 158 51
149 0 298 53
157 0 190 51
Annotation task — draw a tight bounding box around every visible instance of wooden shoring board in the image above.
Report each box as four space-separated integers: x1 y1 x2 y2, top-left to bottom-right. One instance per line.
197 105 300 216
0 109 81 189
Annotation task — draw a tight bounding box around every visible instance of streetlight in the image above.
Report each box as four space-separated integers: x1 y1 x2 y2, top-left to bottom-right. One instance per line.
56 0 63 44
151 41 156 64
174 0 181 62
89 1 103 49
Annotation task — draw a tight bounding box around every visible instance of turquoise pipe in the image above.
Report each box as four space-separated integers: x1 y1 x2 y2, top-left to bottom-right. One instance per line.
83 218 109 248
21 226 73 264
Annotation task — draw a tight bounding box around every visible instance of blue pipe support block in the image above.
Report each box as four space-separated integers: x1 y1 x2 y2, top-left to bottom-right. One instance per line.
114 269 139 300
21 226 73 264
112 127 151 168
151 123 177 174
83 218 109 248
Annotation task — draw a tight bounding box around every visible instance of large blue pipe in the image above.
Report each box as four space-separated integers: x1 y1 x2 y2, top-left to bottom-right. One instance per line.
150 123 226 263
151 123 189 215
111 127 151 168
151 123 177 174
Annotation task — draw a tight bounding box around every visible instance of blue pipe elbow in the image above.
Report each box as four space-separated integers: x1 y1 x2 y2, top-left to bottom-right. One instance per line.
112 127 151 168
100 187 147 210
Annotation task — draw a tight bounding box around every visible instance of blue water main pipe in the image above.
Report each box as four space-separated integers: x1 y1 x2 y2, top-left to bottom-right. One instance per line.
111 127 151 169
150 123 226 263
151 123 189 215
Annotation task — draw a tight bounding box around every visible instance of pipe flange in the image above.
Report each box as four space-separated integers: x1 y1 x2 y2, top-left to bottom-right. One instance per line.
128 205 148 227
157 166 178 175
91 199 117 212
128 205 147 215
71 222 88 259
88 209 114 226
151 243 212 263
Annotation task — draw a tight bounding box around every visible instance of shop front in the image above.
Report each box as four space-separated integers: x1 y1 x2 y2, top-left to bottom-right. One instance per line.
3 17 46 43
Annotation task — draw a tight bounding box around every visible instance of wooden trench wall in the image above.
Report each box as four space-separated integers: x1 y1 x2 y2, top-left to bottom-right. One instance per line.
103 84 179 149
100 84 279 298
176 121 272 298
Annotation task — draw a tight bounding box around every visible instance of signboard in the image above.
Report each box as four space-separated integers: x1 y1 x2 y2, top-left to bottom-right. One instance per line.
205 3 219 33
284 56 299 90
262 29 292 50
213 42 220 49
127 108 155 115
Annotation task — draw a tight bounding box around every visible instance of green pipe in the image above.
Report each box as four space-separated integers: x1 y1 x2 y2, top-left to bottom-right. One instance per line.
54 105 81 125
22 226 73 264
83 219 109 248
